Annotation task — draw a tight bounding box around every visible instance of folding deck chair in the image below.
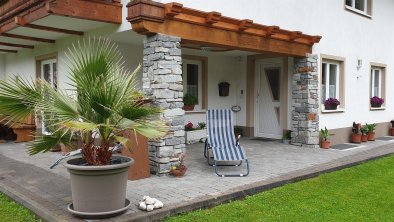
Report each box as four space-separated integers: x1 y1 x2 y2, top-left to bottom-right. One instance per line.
204 109 250 177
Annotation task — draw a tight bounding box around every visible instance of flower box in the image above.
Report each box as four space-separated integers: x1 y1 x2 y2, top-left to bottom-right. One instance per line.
186 129 207 144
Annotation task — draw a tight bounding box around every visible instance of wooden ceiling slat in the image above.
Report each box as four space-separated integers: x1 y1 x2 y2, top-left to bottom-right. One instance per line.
0 42 34 49
0 33 55 43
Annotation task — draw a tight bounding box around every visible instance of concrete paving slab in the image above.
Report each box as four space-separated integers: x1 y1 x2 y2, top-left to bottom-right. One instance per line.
1 138 394 221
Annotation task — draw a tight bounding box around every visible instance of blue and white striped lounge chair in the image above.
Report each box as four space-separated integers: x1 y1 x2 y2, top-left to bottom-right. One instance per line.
204 109 250 177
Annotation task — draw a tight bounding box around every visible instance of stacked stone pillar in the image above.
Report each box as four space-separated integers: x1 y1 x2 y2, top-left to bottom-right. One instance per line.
291 54 320 148
143 33 185 174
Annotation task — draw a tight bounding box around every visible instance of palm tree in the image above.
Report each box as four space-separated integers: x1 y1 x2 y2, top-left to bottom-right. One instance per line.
0 38 167 165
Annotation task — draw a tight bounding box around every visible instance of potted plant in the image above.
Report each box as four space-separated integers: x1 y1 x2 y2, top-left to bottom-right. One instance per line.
171 153 187 177
360 125 369 142
234 126 243 137
282 130 291 144
0 38 167 218
370 96 384 108
185 121 207 144
183 93 197 111
324 98 340 110
390 120 394 136
351 122 362 144
320 127 330 149
366 123 377 141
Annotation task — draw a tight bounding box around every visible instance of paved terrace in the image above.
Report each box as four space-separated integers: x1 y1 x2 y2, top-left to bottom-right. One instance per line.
1 138 394 222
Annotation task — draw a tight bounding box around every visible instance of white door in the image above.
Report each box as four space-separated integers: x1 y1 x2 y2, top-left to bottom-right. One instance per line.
40 59 57 135
255 60 283 139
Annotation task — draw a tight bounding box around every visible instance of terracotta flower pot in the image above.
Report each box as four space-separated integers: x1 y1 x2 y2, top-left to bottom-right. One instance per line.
367 132 376 141
183 105 195 111
351 134 362 143
320 140 330 149
390 128 394 136
361 134 368 142
171 166 187 177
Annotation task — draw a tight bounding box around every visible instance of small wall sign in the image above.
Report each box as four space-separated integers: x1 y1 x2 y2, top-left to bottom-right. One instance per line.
231 105 241 112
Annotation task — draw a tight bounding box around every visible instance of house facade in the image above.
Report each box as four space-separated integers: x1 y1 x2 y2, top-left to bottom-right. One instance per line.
0 0 393 174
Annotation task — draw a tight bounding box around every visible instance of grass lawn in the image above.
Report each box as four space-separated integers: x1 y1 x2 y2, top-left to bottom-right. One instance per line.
167 155 394 222
0 192 41 222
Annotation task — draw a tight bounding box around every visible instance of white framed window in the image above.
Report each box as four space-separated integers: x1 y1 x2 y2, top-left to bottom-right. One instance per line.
182 59 202 110
321 61 340 103
370 67 382 98
345 0 372 16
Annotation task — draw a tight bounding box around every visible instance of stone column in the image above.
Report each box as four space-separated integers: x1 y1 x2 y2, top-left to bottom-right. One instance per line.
291 54 319 148
143 33 185 175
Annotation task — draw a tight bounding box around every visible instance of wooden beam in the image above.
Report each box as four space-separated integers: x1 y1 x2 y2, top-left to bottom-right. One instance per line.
15 16 84 36
47 0 122 24
0 42 34 49
0 49 17 53
239 19 253 31
0 33 56 43
165 2 183 17
206 12 221 25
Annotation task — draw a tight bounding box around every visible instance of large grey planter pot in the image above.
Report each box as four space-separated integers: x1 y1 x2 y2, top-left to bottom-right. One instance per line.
64 156 133 218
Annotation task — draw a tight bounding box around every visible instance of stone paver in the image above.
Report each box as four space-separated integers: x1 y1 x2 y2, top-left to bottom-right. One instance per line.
1 138 394 221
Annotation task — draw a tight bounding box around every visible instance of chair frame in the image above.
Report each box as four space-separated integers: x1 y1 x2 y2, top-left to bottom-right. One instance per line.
204 109 250 177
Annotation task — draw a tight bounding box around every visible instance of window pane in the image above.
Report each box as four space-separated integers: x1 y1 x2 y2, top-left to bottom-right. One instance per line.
346 0 352 6
43 64 51 83
265 68 280 101
186 64 199 103
322 63 327 102
374 70 380 97
329 64 337 99
355 0 365 11
53 63 57 90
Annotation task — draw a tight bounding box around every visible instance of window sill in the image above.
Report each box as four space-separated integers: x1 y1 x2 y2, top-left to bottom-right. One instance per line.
321 108 345 114
370 107 385 111
185 110 206 114
345 6 372 19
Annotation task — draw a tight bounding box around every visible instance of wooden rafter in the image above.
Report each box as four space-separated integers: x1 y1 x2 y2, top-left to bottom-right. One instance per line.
0 0 122 35
0 49 17 53
0 33 55 43
0 42 34 49
127 0 322 57
15 16 84 36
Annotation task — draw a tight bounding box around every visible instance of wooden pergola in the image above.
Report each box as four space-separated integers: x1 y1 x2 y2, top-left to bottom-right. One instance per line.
127 0 321 57
0 0 122 53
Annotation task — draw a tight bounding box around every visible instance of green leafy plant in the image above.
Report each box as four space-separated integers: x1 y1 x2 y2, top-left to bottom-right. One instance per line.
197 122 206 129
234 126 243 136
360 126 369 135
0 38 168 166
320 127 330 141
365 123 377 133
282 130 291 140
183 93 197 105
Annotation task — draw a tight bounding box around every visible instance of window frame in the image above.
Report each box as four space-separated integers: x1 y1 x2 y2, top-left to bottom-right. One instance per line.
320 54 346 113
322 61 340 103
182 55 208 111
345 0 373 18
370 63 386 110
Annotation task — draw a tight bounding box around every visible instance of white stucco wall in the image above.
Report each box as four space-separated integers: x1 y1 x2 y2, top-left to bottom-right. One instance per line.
3 0 394 132
159 0 394 130
181 49 247 127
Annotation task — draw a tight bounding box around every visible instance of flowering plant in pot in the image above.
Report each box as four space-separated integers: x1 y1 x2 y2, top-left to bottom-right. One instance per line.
360 125 369 142
320 127 330 149
324 98 340 110
183 93 197 111
370 96 384 108
351 122 362 144
365 123 377 141
390 120 394 136
171 153 187 177
0 38 167 218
